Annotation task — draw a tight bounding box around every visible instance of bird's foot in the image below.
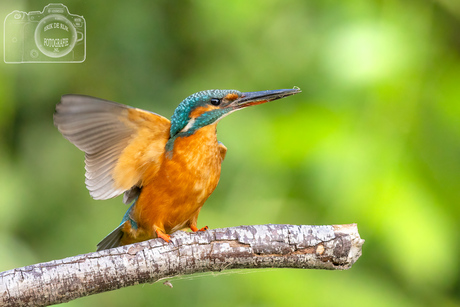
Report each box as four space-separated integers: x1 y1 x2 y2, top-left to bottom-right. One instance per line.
190 225 209 232
155 229 171 242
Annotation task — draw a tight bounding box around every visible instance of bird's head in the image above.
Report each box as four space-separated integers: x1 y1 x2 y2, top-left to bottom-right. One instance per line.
170 88 301 137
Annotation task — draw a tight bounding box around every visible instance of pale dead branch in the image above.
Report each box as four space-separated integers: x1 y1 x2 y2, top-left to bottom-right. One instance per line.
0 224 364 306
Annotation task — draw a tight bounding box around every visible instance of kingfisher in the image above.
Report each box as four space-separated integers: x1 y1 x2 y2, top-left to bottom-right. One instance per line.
54 88 300 251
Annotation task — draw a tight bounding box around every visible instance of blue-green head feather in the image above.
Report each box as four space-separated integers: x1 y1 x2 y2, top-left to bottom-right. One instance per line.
170 89 241 137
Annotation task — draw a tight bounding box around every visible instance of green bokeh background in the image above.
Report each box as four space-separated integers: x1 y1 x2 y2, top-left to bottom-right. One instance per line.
1 1 460 306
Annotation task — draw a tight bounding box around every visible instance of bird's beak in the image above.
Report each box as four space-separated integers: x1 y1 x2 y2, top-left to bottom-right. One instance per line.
232 88 301 109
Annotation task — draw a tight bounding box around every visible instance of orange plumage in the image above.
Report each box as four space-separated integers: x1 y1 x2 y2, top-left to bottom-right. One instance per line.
119 123 225 245
54 89 300 250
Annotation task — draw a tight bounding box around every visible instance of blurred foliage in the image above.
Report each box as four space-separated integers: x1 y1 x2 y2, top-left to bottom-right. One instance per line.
1 0 460 306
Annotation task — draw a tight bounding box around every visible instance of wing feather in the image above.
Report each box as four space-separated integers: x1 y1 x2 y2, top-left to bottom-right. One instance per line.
54 94 170 202
84 144 126 168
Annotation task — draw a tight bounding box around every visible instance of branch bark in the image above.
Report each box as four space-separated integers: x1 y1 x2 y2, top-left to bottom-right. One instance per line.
0 224 364 306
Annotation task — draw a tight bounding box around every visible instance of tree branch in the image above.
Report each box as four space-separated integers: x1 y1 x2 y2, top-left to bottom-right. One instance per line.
0 224 364 306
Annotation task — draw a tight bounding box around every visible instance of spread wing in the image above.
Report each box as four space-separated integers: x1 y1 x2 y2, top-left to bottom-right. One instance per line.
54 95 170 203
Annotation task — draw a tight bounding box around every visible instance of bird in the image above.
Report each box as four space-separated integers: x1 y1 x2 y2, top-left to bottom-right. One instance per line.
54 88 301 251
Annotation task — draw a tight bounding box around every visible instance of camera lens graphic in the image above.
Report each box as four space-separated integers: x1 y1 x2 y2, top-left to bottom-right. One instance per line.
34 14 77 58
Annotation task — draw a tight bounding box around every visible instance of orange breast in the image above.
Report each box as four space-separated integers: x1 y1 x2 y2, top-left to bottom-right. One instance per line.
131 123 223 237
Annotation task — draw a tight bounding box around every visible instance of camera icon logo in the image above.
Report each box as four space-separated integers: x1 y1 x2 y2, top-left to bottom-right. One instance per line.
4 3 86 63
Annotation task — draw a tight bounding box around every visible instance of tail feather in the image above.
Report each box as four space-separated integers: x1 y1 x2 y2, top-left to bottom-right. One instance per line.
96 223 124 251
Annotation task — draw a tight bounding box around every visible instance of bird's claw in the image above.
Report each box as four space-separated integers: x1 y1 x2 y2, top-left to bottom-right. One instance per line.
190 225 209 232
155 229 171 242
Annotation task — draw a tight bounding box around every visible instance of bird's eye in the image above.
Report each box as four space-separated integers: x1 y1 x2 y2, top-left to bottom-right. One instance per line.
210 98 221 106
